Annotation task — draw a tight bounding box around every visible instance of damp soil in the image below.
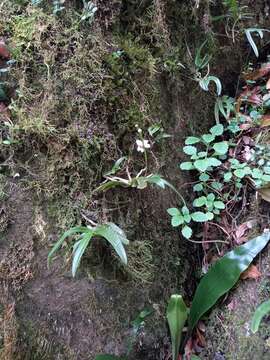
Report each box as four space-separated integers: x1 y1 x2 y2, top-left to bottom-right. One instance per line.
1 1 270 360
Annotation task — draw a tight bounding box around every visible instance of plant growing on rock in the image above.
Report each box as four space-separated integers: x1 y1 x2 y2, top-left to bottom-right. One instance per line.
48 222 129 277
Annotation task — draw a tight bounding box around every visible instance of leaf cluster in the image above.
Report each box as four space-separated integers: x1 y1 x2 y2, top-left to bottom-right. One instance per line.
48 222 129 277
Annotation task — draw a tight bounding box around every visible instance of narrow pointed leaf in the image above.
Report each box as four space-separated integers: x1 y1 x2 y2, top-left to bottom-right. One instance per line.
48 226 89 266
94 223 129 265
166 295 188 360
251 300 270 333
188 232 270 331
72 233 93 277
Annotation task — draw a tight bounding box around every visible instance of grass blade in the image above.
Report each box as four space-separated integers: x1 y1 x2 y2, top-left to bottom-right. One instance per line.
72 232 93 277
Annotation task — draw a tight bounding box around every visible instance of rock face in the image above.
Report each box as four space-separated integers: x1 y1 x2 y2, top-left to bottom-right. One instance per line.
0 0 270 359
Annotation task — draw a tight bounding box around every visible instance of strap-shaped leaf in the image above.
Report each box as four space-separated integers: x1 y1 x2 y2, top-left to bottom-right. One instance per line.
166 295 188 360
251 300 270 333
94 223 129 265
188 232 270 331
72 232 93 277
48 226 89 266
245 28 263 57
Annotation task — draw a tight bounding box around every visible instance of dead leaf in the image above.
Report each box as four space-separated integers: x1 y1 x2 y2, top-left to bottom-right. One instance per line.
258 187 270 202
227 299 237 311
260 114 270 127
244 63 270 81
234 220 255 244
0 40 10 59
241 264 261 280
195 327 206 347
184 338 194 360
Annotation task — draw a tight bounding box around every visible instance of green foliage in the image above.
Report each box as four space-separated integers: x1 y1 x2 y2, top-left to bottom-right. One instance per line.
195 40 212 71
188 232 270 330
167 207 193 239
81 1 98 22
215 96 235 123
48 223 129 277
251 300 270 333
199 76 222 96
245 28 270 58
166 295 188 360
194 41 222 96
165 233 270 358
223 0 239 20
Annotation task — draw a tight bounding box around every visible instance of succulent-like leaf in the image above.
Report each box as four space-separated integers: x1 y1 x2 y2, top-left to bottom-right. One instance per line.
166 295 188 360
188 232 270 331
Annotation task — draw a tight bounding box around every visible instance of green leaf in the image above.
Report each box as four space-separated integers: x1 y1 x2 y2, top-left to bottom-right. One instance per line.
197 151 207 158
183 145 197 155
181 206 190 215
185 136 200 145
252 168 263 179
262 174 270 182
251 300 270 333
206 212 214 220
207 193 215 202
211 181 222 190
188 232 270 331
180 162 194 170
234 169 246 178
72 233 93 276
146 175 185 200
199 173 210 182
167 208 181 216
194 159 209 172
191 212 209 222
199 76 222 96
183 214 191 223
95 180 124 192
213 141 229 155
48 226 89 267
172 216 184 227
166 295 188 360
210 124 224 136
207 158 222 167
263 166 270 174
182 225 192 239
193 183 204 192
95 223 129 264
214 201 225 209
202 134 215 143
193 196 206 207
224 172 232 182
104 157 127 176
245 28 265 58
